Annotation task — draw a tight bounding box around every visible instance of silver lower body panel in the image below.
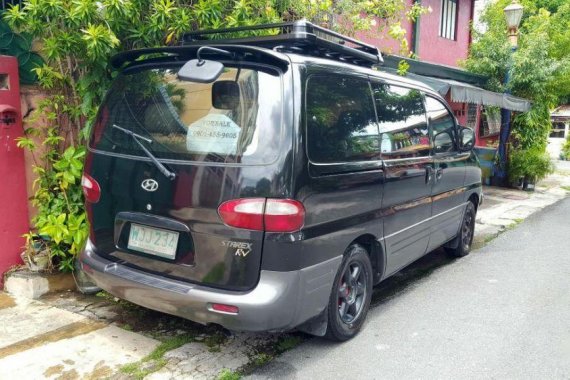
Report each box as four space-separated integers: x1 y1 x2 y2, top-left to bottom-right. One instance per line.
78 239 340 332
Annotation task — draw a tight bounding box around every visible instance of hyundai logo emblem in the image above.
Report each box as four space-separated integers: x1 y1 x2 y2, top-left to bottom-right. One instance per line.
141 179 159 192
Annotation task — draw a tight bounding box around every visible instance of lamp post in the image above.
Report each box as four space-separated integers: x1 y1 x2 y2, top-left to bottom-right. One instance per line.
496 0 523 185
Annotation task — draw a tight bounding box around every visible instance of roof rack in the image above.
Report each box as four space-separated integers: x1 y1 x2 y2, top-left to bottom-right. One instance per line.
110 45 290 70
181 20 383 68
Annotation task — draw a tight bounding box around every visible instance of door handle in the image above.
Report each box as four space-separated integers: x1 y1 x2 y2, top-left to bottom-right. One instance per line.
436 167 444 181
425 167 434 184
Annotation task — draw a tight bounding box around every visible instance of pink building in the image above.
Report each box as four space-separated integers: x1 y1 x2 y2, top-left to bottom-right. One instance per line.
357 0 475 67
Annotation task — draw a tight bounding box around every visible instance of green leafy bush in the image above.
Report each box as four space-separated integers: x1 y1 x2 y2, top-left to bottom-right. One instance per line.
507 147 554 185
561 135 570 160
17 109 88 271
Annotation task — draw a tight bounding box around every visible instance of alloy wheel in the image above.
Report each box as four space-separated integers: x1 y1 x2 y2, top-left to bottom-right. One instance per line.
337 261 367 324
462 209 474 250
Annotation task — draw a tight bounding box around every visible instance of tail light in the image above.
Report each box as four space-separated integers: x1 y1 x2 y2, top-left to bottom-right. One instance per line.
264 199 305 232
81 173 101 203
218 198 265 231
218 198 305 232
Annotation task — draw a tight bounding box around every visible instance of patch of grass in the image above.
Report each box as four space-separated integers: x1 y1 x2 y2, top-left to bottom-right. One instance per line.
95 291 114 300
120 334 194 379
252 352 273 366
275 335 303 353
148 334 195 361
217 369 242 380
205 331 227 352
120 362 141 374
236 333 307 378
120 323 133 331
505 219 523 231
120 359 166 380
561 185 570 192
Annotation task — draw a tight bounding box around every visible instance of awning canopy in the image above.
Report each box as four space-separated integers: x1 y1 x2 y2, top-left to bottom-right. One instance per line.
409 73 531 112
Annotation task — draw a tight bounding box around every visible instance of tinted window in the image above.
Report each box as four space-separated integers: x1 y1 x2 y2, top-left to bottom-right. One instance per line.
306 76 379 163
425 96 457 153
372 84 429 159
90 66 282 164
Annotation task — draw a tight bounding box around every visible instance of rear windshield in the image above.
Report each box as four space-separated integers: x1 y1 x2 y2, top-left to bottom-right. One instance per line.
90 65 282 164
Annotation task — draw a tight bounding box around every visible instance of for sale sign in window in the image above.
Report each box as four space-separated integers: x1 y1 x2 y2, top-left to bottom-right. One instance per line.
186 113 241 155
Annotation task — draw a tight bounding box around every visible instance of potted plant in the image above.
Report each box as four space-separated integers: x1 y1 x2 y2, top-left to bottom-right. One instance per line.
507 149 526 189
508 148 554 191
20 233 51 272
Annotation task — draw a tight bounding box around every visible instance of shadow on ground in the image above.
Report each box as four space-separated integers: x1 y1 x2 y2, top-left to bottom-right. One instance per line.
371 248 456 308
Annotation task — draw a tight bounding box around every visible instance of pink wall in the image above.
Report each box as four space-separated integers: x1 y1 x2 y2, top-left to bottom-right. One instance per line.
0 56 29 285
356 0 473 68
416 0 473 67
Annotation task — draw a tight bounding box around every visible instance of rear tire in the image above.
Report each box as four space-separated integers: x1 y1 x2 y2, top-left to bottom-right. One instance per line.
445 202 476 257
324 244 373 341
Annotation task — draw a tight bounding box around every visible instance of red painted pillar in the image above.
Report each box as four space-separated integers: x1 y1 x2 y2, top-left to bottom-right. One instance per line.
0 56 29 286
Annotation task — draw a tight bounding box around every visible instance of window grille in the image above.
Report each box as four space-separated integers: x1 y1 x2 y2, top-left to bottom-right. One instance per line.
440 0 458 40
466 104 477 130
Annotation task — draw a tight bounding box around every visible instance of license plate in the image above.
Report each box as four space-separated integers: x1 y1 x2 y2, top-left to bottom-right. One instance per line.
127 224 179 260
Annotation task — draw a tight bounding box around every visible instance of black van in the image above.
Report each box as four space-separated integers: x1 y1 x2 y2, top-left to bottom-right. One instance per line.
77 21 482 341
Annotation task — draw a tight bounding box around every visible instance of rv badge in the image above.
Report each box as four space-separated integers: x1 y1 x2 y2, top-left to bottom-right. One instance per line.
222 240 253 257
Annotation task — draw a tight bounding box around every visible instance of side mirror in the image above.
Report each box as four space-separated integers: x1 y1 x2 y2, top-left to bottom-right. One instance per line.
178 59 224 83
458 126 475 152
433 131 454 154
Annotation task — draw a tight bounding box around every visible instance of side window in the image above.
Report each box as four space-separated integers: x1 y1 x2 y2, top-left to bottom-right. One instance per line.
425 96 457 154
372 84 429 159
306 76 379 163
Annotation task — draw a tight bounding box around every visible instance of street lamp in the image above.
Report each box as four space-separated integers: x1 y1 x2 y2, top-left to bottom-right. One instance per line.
504 1 524 47
496 0 523 185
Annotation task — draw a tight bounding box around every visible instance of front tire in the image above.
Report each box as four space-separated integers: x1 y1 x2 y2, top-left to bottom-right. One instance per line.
445 201 476 257
324 244 373 341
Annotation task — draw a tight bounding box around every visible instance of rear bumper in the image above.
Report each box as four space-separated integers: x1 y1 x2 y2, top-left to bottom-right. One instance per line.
78 239 340 332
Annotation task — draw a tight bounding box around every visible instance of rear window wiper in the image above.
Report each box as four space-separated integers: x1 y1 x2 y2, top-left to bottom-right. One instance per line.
112 124 176 180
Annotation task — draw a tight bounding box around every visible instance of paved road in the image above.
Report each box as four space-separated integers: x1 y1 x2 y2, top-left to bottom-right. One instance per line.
555 159 570 173
250 198 570 379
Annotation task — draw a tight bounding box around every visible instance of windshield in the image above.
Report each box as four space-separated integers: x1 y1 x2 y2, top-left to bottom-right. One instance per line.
90 65 282 164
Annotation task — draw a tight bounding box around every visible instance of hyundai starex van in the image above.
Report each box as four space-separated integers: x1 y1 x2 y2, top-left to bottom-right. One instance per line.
76 21 482 341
